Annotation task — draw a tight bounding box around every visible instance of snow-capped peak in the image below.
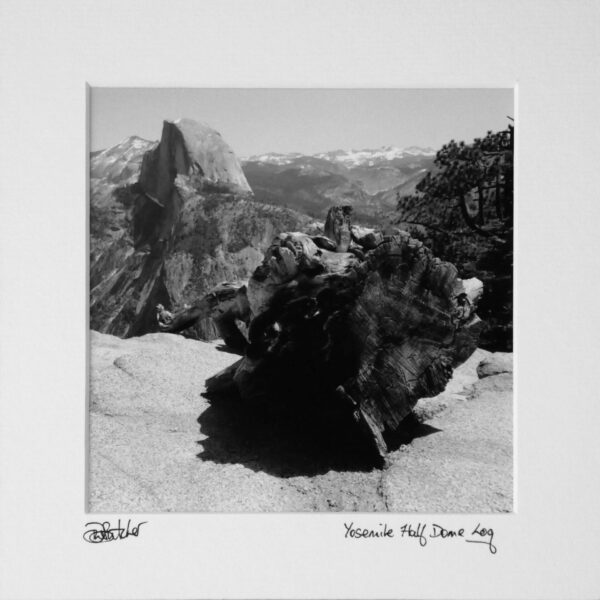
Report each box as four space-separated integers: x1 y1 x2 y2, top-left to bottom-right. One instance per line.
244 152 304 165
315 146 436 166
244 145 436 166
90 136 157 184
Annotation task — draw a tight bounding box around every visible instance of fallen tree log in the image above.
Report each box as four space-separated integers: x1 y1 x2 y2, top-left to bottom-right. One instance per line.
158 281 251 353
204 206 484 459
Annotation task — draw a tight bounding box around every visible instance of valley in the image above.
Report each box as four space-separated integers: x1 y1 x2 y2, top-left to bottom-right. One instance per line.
242 146 435 222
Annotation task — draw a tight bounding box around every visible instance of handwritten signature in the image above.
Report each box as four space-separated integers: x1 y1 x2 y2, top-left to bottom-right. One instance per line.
83 519 147 544
344 521 497 554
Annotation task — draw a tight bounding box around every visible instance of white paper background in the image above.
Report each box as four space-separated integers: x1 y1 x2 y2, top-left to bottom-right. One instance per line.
1 1 599 598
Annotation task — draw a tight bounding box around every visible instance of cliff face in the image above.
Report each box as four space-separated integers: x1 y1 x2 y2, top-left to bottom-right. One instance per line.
90 119 310 339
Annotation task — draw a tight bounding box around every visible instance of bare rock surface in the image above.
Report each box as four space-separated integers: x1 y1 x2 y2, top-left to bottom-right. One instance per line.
383 373 513 512
89 331 384 512
89 331 512 512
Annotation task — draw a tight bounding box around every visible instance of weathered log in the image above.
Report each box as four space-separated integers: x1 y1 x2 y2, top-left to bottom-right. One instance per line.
159 281 250 353
205 207 484 458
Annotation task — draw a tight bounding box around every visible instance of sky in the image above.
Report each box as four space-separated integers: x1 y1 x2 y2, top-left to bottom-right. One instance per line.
90 88 514 157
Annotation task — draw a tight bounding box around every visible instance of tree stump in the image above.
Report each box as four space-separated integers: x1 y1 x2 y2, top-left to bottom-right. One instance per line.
205 207 484 458
324 205 353 252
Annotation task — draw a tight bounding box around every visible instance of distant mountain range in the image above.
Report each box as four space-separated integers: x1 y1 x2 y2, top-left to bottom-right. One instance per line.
242 146 436 223
246 145 435 167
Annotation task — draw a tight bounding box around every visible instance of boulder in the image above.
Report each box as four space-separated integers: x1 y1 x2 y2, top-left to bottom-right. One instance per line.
477 352 513 378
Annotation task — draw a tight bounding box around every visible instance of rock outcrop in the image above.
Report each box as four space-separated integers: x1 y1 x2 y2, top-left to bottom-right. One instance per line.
90 119 311 339
89 331 512 513
477 352 513 378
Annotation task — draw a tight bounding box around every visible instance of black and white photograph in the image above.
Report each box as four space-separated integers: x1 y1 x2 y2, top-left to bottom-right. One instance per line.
89 88 514 513
3 1 600 598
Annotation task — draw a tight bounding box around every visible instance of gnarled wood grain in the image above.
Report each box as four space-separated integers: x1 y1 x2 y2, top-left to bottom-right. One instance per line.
205 207 483 457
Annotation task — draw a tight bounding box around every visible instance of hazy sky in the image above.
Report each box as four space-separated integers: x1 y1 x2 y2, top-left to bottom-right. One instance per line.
90 88 513 156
